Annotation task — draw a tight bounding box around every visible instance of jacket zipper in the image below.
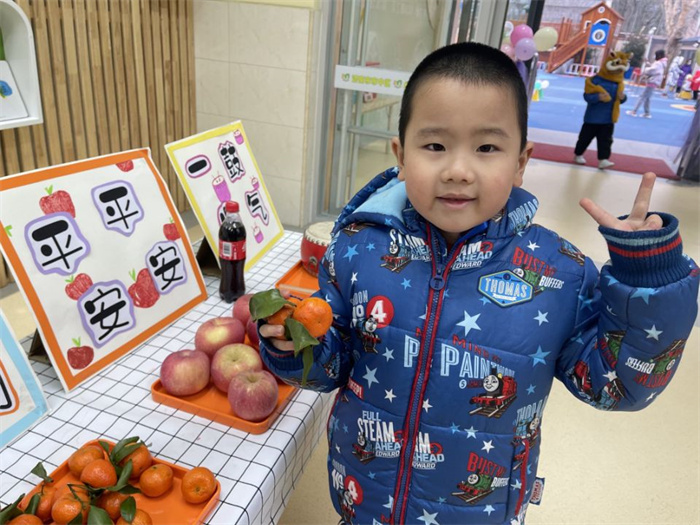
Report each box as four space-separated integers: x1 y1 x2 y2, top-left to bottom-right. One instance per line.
391 226 462 524
514 439 531 516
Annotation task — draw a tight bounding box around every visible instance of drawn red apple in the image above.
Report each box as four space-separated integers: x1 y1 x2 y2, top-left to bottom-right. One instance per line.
67 338 94 369
65 273 93 300
128 268 160 308
39 185 76 217
116 160 134 172
163 219 181 241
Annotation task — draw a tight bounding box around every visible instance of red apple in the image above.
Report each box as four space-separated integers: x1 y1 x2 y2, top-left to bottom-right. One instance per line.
246 318 260 349
65 273 93 300
39 186 76 217
227 370 279 422
128 268 160 308
116 160 134 172
210 343 262 392
67 338 94 369
160 349 210 397
163 221 180 241
231 293 254 327
194 317 245 358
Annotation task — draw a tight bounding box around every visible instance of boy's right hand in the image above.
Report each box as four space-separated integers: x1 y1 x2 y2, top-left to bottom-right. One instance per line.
259 323 296 352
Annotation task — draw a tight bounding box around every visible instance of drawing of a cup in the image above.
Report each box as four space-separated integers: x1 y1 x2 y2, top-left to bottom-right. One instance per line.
212 175 230 202
234 130 244 145
253 224 264 243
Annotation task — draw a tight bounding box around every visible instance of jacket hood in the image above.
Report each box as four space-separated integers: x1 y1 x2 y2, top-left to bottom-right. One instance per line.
333 167 540 239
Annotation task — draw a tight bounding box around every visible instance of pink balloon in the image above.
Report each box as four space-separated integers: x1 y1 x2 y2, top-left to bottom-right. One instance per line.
514 37 536 61
500 44 515 60
510 24 534 46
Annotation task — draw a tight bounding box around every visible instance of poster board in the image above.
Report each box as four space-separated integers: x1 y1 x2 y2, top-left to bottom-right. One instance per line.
0 149 207 392
165 121 284 271
0 311 49 449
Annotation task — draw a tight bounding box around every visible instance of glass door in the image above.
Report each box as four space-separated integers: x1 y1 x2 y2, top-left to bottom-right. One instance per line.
319 0 511 217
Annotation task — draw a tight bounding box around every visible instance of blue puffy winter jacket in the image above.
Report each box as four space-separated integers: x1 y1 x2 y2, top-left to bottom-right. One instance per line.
261 168 698 525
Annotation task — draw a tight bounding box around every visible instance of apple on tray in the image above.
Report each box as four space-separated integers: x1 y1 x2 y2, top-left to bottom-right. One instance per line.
160 349 210 397
232 293 254 327
246 318 260 349
210 343 262 392
227 370 279 422
194 317 245 358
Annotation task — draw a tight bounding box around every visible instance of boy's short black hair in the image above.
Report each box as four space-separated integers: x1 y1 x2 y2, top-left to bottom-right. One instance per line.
398 42 528 151
655 49 666 60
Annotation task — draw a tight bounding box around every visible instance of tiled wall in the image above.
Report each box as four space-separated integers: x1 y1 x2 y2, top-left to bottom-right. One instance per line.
194 0 317 227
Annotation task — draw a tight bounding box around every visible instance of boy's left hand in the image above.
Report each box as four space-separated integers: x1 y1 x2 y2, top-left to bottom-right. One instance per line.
579 172 663 232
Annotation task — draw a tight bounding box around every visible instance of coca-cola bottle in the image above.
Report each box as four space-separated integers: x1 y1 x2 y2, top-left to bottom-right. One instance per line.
218 201 246 302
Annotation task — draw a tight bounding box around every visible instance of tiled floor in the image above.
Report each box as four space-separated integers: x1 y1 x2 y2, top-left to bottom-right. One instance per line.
2 157 698 524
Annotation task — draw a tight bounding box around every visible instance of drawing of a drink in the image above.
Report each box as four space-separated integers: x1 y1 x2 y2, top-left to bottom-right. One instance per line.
212 173 230 203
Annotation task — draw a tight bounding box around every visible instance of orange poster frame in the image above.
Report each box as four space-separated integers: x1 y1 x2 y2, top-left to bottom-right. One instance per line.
0 149 207 391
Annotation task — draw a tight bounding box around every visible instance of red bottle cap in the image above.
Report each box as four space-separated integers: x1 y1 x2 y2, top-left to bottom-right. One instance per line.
225 201 239 213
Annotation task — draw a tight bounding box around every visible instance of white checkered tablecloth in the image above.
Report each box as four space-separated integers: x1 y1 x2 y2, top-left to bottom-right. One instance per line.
0 231 334 525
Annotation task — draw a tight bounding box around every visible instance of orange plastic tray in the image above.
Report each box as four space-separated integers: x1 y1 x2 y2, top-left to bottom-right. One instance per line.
151 376 295 434
21 440 219 525
275 260 319 299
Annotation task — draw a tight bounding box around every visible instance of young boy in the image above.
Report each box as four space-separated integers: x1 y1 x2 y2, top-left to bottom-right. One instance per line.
260 43 698 525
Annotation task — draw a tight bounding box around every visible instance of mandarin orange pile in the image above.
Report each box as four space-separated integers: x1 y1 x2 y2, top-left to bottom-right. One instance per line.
6 438 220 524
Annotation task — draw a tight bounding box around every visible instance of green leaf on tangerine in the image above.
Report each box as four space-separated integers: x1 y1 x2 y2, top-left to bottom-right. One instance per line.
120 496 136 524
249 289 293 321
30 462 53 483
301 347 314 387
87 505 113 525
0 494 23 525
285 318 320 356
25 493 41 516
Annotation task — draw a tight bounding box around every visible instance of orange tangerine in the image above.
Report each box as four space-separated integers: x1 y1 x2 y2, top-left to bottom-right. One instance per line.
79 459 117 488
68 445 104 478
96 490 129 521
51 496 88 525
292 297 333 338
19 481 55 522
139 463 174 498
116 509 153 525
181 466 217 504
7 515 43 525
119 444 152 479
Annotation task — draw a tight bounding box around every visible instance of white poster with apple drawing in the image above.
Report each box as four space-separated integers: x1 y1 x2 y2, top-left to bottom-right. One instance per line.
0 149 208 392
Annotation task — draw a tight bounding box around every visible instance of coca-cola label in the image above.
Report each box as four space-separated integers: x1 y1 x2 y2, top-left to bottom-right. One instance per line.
219 240 246 261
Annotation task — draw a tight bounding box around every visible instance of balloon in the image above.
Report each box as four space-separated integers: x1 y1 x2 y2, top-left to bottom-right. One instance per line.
541 80 550 89
533 26 558 52
510 24 533 46
514 37 536 61
534 80 542 90
500 43 515 60
504 21 514 38
696 48 700 65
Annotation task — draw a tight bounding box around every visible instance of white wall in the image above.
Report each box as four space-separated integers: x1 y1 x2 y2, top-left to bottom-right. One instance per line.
194 0 320 228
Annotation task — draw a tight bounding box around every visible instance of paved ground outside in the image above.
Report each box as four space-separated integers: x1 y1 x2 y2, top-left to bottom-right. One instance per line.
529 72 696 148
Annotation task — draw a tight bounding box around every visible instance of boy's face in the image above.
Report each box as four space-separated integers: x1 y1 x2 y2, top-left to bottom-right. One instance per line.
392 78 533 246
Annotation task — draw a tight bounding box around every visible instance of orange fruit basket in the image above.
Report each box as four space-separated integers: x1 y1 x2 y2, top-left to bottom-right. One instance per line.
151 376 295 435
21 440 220 525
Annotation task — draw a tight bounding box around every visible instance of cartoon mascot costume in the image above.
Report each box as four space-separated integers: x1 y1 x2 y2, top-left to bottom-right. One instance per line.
574 51 632 169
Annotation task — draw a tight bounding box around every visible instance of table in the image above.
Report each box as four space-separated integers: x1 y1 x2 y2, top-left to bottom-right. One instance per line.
0 231 334 525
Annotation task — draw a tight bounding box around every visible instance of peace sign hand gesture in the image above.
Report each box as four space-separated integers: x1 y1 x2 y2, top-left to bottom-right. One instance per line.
579 172 663 232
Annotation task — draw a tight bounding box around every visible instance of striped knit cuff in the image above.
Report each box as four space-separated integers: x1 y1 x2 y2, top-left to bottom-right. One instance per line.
599 212 690 287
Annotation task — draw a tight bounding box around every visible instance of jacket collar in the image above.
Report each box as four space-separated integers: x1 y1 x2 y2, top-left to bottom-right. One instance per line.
333 167 539 239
